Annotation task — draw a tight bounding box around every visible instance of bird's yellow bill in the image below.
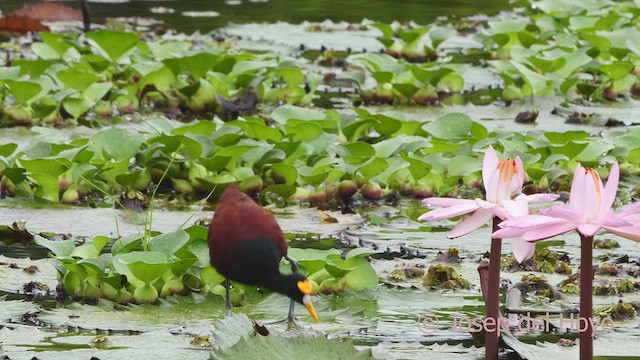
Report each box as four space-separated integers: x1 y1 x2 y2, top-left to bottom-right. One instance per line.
305 300 319 323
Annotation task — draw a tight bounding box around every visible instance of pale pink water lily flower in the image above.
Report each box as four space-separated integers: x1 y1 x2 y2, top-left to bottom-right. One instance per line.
418 145 559 239
500 195 536 263
493 162 640 241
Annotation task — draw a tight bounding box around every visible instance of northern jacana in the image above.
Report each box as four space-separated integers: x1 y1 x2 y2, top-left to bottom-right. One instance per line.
208 183 319 323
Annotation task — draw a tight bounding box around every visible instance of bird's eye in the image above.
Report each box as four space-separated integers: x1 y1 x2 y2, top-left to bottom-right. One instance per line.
297 280 313 295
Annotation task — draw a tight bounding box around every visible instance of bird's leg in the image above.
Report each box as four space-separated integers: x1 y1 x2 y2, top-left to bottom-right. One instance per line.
225 279 232 317
284 255 299 323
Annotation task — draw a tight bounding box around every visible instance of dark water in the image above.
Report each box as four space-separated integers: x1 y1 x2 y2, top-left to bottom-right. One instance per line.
0 0 511 33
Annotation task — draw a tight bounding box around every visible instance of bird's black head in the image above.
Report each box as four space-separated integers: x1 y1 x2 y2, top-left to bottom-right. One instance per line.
282 273 318 323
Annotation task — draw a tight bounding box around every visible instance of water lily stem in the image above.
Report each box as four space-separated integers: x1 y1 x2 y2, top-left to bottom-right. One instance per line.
580 234 593 360
486 217 502 360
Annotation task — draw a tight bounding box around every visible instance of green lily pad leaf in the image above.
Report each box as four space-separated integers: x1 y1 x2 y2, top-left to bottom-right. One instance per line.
271 105 326 124
12 60 54 78
57 70 101 91
271 163 298 185
84 82 112 102
424 113 472 139
61 96 92 119
511 61 549 95
41 32 78 57
217 333 373 359
336 142 375 164
0 66 20 80
181 52 218 79
5 80 42 104
403 156 431 181
392 83 418 99
286 122 323 141
19 158 69 177
113 251 170 285
599 62 633 81
287 248 340 274
78 258 105 275
28 173 60 202
149 230 190 258
34 234 75 257
358 157 388 179
447 155 482 176
85 30 140 63
200 265 226 288
325 255 358 278
343 256 379 291
71 236 111 259
440 72 464 92
141 64 175 92
0 143 17 157
488 19 528 34
110 234 144 255
90 128 143 160
31 97 58 118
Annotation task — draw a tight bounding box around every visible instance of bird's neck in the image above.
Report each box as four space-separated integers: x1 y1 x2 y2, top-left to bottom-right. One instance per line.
262 273 298 300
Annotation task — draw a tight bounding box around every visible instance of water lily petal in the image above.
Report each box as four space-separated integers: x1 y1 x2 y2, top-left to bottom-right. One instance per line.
597 211 631 227
600 162 619 218
475 198 497 209
499 214 562 228
524 193 560 204
541 204 582 222
422 197 475 207
515 156 525 188
618 202 640 218
448 209 494 238
502 197 528 218
569 163 586 212
418 202 479 221
577 223 602 237
604 226 640 242
522 221 577 241
622 214 640 224
493 226 529 239
482 145 498 188
511 237 535 263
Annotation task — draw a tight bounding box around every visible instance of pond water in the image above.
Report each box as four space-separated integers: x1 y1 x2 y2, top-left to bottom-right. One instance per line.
0 0 511 33
2 0 640 358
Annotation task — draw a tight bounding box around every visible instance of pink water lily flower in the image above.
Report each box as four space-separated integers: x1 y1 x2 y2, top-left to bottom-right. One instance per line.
500 195 536 263
419 145 558 239
494 162 639 241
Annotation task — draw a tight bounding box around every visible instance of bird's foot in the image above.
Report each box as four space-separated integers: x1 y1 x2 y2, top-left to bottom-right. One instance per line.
266 316 304 329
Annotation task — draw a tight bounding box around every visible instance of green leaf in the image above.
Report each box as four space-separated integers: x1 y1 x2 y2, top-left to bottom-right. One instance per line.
447 155 482 176
343 256 379 291
71 236 111 259
217 333 373 359
57 70 101 91
599 62 634 81
34 235 75 257
358 157 388 179
511 61 549 95
85 30 140 63
113 251 170 285
271 163 298 185
19 158 69 177
0 143 17 157
5 80 42 104
200 265 226 288
90 128 143 160
424 113 472 139
271 105 326 124
149 230 190 258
